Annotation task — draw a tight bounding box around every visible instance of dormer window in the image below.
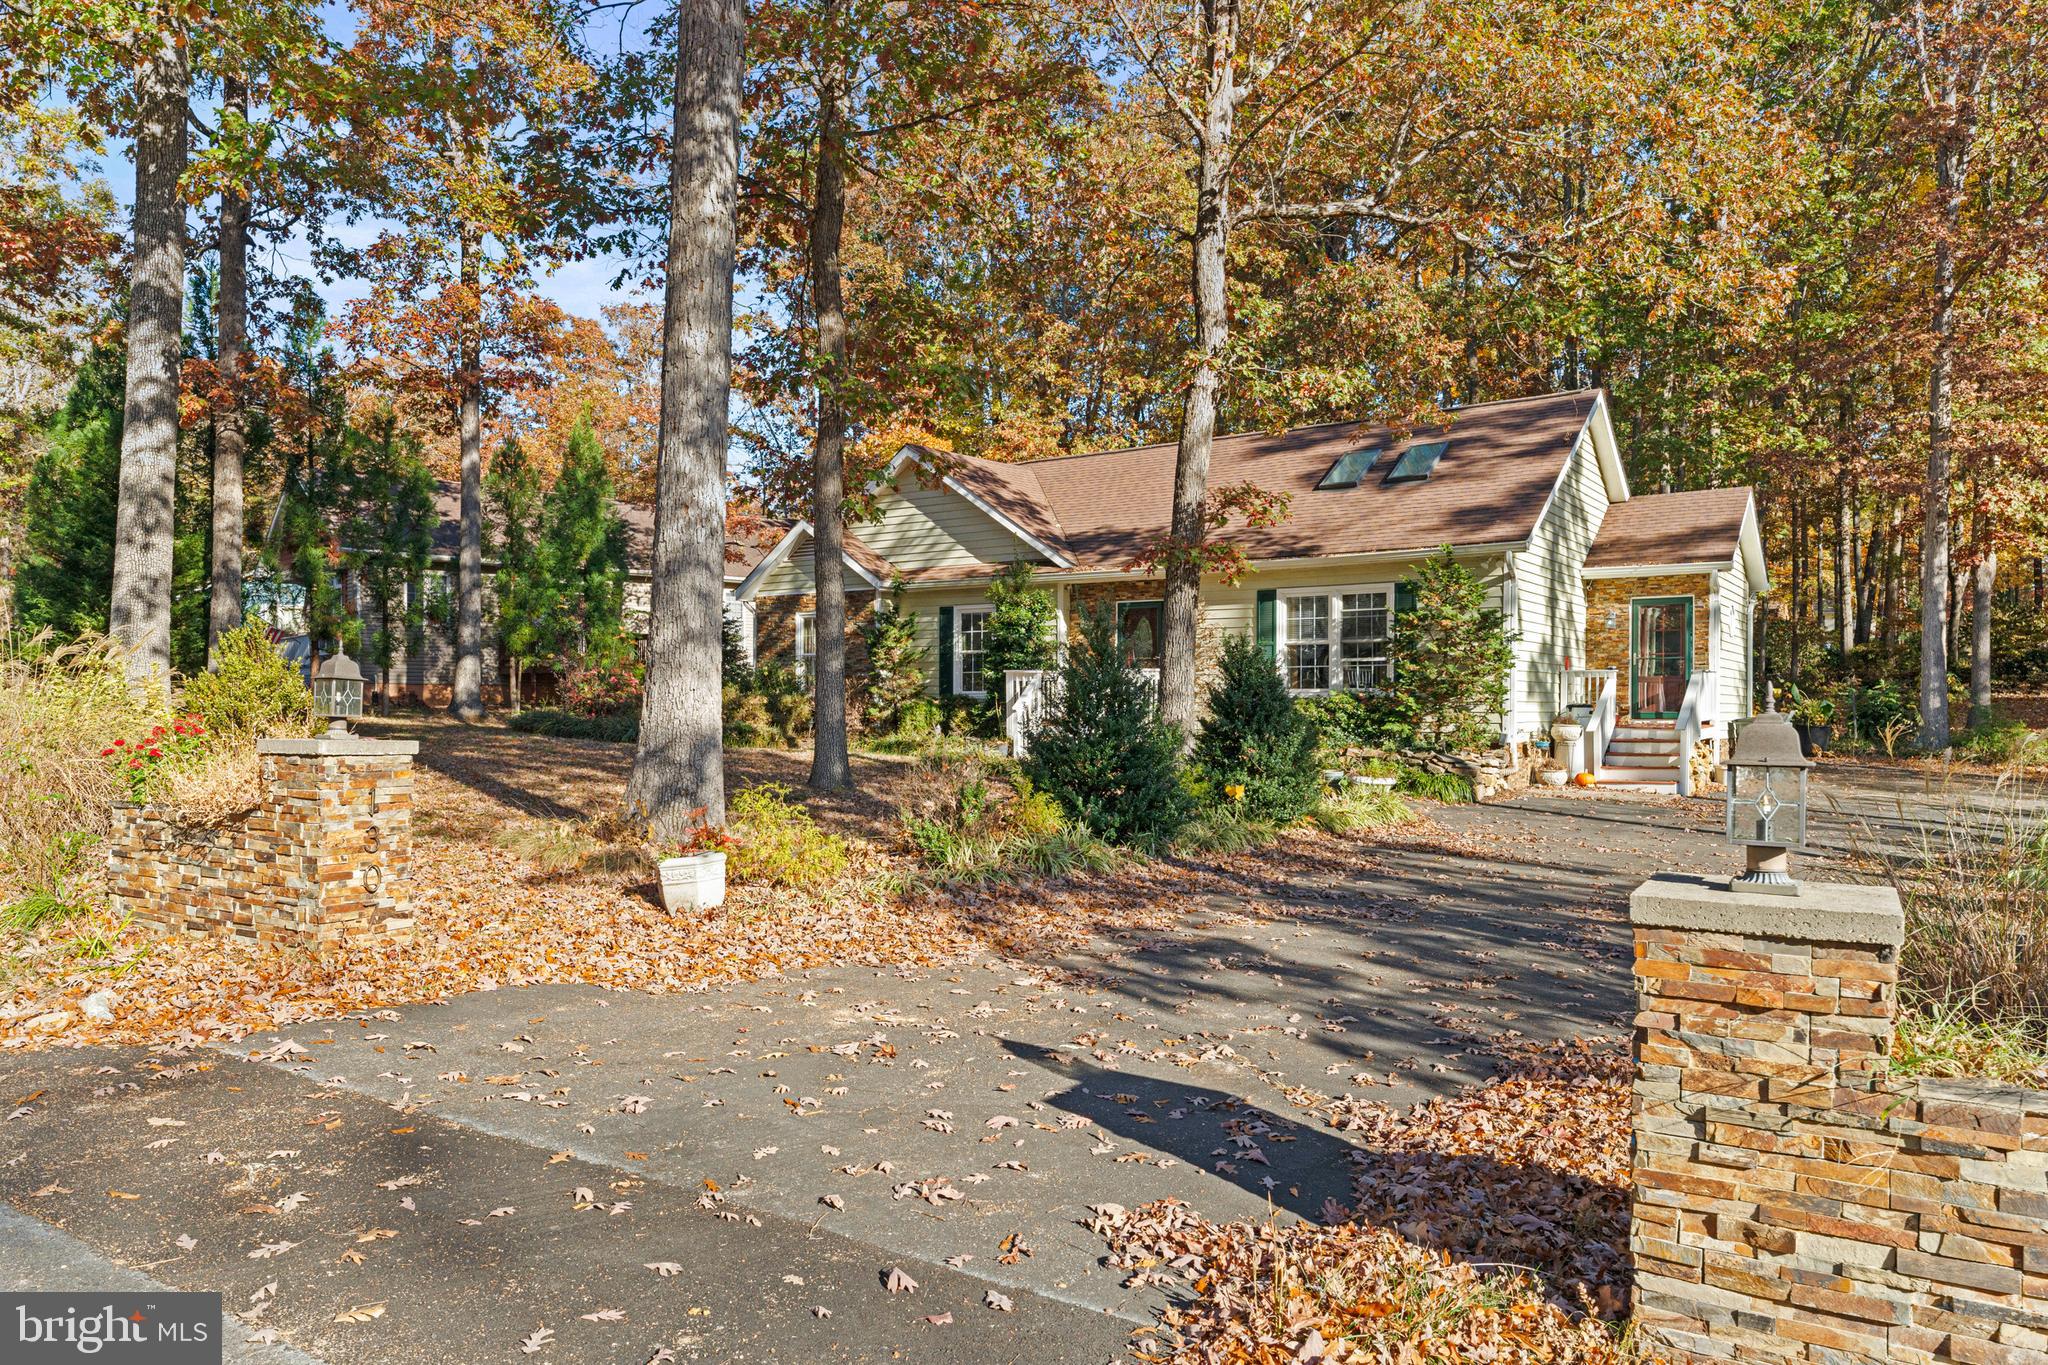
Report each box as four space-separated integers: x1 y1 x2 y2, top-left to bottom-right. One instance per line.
1384 440 1449 483
1316 447 1382 489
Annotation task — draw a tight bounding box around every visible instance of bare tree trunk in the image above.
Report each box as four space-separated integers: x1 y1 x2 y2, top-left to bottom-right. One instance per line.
623 0 741 837
1159 0 1239 741
1969 502 1994 728
508 656 522 715
807 66 854 791
1789 493 1805 684
450 217 486 720
1919 71 1965 751
1882 505 1901 653
1835 457 1854 658
1856 496 1881 644
108 30 189 691
207 76 250 667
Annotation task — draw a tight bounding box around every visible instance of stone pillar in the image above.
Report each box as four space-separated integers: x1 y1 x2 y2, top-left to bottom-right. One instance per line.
1629 873 2048 1365
1631 873 1903 1361
109 735 418 948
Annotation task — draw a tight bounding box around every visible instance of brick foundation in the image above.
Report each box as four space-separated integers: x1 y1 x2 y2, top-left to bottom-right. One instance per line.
108 736 419 949
1629 875 2048 1364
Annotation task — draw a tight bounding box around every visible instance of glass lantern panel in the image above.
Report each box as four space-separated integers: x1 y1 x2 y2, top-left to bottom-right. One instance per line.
1727 764 1804 845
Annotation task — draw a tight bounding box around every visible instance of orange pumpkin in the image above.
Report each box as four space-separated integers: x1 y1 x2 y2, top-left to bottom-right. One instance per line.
1573 771 1597 788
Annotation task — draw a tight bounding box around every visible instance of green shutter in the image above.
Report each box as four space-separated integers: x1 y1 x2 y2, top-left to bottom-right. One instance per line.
937 605 954 697
1394 583 1417 615
1254 589 1277 663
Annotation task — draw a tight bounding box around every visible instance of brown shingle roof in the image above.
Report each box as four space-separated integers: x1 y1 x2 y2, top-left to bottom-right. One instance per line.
1585 487 1753 570
921 389 1604 574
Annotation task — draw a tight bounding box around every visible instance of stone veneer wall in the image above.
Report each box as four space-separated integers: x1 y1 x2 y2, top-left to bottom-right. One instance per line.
753 591 876 690
1586 573 1712 719
1630 875 2048 1364
1068 580 1228 685
108 737 418 949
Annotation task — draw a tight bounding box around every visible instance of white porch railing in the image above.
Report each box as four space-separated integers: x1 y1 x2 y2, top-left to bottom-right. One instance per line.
1675 669 1716 798
1560 667 1618 780
1004 669 1050 758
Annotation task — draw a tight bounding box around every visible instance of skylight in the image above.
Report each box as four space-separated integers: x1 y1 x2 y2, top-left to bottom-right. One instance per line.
1316 447 1381 489
1384 440 1449 483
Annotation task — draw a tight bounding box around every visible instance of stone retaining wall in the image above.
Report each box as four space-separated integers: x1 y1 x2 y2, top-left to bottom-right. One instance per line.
108 737 418 949
1629 874 2048 1363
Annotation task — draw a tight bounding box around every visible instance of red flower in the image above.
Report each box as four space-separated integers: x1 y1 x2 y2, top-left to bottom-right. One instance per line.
112 738 126 748
150 725 166 737
147 747 162 758
129 757 142 769
100 747 116 757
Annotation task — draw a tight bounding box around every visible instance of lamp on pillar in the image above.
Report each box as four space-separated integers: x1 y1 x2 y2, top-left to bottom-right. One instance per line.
312 651 365 737
1724 683 1812 895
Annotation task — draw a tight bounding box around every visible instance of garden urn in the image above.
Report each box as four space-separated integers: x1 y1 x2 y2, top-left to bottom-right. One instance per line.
658 851 727 914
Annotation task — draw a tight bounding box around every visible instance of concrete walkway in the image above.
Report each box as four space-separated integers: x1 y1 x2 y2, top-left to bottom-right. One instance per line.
0 768 1953 1364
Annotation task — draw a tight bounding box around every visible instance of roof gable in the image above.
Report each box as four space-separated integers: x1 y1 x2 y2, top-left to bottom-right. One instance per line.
1585 487 1763 584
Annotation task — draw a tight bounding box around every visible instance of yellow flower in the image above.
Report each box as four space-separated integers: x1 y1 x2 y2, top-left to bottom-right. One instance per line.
1224 782 1246 802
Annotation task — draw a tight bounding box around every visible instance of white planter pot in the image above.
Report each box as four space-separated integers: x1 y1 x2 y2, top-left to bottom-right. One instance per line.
1349 775 1397 790
1321 769 1348 786
658 852 727 914
1538 768 1569 788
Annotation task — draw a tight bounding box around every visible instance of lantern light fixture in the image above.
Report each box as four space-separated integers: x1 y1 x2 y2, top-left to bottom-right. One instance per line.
1723 682 1813 896
313 650 366 737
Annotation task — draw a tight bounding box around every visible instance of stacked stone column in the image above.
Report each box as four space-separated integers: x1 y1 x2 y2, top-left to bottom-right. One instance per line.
108 735 417 949
1630 873 2048 1363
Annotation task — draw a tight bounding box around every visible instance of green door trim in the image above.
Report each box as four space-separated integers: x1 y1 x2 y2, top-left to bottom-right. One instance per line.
1116 599 1164 667
1630 595 1694 719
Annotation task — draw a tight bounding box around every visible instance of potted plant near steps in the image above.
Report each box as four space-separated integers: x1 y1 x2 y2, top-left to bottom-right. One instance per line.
1784 686 1835 758
1537 759 1569 788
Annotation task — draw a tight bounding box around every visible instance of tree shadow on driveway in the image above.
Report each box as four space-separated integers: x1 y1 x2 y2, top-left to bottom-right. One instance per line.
997 1037 1630 1307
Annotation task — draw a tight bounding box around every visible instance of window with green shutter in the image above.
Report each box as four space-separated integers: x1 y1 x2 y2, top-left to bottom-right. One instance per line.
937 605 954 698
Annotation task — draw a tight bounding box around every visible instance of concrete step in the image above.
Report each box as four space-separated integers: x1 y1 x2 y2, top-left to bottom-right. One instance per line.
1613 725 1677 741
1599 764 1680 782
1608 738 1681 756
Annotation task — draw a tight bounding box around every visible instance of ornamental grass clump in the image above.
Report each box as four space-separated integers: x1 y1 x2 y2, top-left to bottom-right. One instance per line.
1865 775 2048 1072
0 633 153 911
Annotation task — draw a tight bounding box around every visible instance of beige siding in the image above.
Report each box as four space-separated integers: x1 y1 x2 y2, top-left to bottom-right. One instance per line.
1714 566 1753 722
854 480 1034 571
1511 434 1611 741
753 543 876 597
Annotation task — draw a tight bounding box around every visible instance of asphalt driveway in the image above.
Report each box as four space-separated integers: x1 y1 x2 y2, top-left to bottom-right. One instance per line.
0 762 1981 1363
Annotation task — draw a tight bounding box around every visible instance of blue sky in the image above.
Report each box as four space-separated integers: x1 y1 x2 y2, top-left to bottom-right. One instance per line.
88 3 662 333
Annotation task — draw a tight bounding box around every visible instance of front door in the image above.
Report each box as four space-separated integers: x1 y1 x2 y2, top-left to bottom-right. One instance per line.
1631 597 1693 718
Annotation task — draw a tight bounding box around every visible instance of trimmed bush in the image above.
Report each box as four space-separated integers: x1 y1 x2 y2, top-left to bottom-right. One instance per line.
1194 634 1321 823
181 624 313 737
726 783 850 889
1314 786 1415 835
1021 607 1191 847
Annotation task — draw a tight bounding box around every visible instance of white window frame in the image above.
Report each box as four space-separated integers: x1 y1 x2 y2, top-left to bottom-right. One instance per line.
794 610 816 688
953 604 994 697
1278 583 1396 696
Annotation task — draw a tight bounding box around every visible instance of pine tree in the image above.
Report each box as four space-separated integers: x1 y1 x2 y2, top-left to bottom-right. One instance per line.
486 436 548 712
15 345 123 638
338 410 436 712
1194 633 1321 822
1022 606 1191 846
860 581 927 733
977 560 1056 731
540 416 629 666
1395 548 1513 751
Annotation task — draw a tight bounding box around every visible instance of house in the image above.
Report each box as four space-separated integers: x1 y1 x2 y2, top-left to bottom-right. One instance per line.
732 388 1770 790
341 484 778 706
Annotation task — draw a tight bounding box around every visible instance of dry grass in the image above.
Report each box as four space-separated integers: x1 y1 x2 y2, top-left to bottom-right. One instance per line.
1857 772 2048 1071
162 746 264 827
0 633 153 904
